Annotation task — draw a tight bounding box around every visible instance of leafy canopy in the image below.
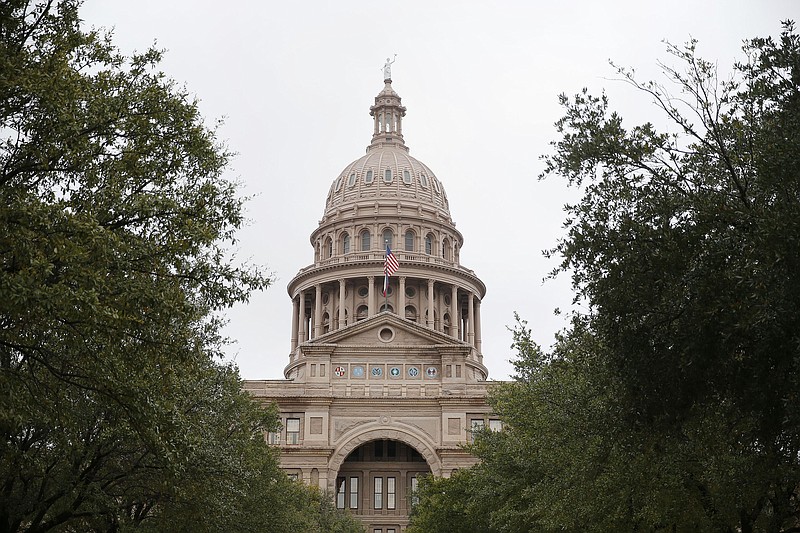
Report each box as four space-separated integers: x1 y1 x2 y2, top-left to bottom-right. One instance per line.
0 1 363 531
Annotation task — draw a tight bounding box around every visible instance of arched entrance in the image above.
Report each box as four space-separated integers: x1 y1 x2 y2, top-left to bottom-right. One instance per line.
330 433 433 532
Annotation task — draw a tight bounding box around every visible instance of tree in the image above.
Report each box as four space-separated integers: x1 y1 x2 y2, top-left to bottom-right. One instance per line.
0 1 362 531
410 22 800 533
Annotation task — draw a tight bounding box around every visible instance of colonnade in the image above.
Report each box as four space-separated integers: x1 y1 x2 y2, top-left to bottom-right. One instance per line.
290 277 482 354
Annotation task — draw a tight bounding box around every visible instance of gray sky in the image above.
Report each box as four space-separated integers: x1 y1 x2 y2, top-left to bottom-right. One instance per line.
80 0 795 381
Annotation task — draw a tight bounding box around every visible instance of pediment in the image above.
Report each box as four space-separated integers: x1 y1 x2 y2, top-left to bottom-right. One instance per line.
305 311 466 348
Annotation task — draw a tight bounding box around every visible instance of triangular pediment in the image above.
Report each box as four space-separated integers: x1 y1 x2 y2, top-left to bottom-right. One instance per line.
305 311 466 348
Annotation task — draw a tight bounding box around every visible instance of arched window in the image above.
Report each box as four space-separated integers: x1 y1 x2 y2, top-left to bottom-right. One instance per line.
360 229 371 251
442 237 451 260
405 230 414 252
382 229 393 249
342 232 350 254
405 305 417 322
325 237 333 259
425 234 433 255
322 312 330 334
380 303 394 313
356 305 368 321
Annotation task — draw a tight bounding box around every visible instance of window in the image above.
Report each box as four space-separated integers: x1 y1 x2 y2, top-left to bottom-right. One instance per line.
348 172 356 186
432 177 441 193
411 476 419 506
326 237 333 258
360 229 371 251
349 476 359 509
287 473 299 481
403 170 412 184
489 419 503 432
365 170 374 183
342 233 350 254
356 305 368 321
267 431 280 445
405 305 417 322
382 229 393 249
374 477 383 509
420 174 428 187
384 168 392 182
336 477 346 509
387 477 396 509
469 418 485 442
335 176 343 191
404 230 414 252
425 234 433 255
286 418 300 444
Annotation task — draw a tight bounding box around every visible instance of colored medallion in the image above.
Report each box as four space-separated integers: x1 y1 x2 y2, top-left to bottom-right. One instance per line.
426 367 438 378
389 367 401 377
334 366 346 377
353 366 364 377
408 366 420 377
371 367 383 377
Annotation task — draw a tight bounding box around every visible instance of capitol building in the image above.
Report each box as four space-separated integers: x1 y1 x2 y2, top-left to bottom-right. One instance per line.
244 65 497 532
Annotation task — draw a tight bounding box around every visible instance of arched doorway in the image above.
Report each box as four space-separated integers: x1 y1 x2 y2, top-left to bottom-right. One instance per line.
332 438 432 532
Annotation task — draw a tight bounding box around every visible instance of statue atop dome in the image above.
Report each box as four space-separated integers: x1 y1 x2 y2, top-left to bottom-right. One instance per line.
382 54 396 81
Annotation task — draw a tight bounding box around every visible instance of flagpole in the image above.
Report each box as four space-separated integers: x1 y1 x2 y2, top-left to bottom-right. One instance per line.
384 239 389 313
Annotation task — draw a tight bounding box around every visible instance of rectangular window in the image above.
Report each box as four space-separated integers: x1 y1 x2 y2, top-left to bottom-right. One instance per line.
267 431 280 445
489 419 503 432
286 418 300 444
336 477 346 509
384 168 392 182
374 477 383 510
349 476 359 509
287 473 298 481
387 476 396 509
411 476 419 506
470 418 485 442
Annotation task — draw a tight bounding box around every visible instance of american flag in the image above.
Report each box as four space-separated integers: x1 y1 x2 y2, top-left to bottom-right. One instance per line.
383 246 399 296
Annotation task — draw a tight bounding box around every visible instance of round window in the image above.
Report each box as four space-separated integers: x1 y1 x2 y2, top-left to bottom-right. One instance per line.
405 286 416 298
378 327 395 342
357 286 369 298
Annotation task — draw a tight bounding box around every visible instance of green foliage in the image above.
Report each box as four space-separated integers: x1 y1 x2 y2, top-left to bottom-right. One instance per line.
410 22 800 533
0 1 357 531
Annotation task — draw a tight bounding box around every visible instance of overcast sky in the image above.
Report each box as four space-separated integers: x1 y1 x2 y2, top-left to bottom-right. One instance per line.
80 0 795 381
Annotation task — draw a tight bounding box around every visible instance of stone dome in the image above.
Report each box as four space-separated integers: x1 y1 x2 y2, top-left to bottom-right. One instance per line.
322 80 451 218
323 146 450 216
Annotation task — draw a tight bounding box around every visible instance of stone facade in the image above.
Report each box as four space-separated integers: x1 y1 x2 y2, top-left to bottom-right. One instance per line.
244 74 495 533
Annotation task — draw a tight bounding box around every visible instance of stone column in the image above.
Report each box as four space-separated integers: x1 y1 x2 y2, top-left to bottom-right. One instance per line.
451 285 459 340
314 284 323 338
298 290 306 344
368 276 375 317
291 295 299 352
338 279 346 329
398 276 406 319
467 292 475 347
475 298 482 355
427 279 434 328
